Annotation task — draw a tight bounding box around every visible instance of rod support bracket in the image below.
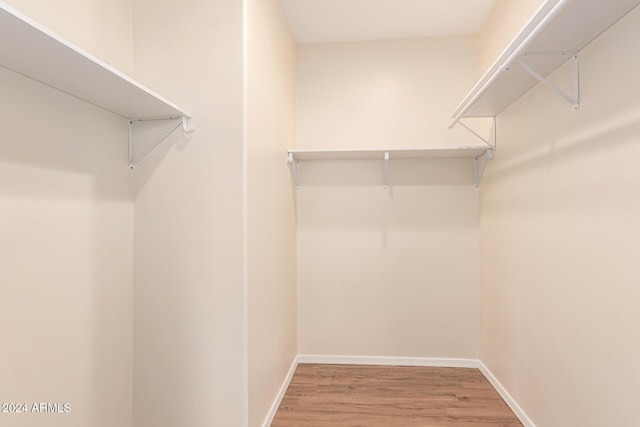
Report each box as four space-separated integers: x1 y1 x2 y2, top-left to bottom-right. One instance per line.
487 147 495 159
182 116 195 133
383 151 389 189
288 153 301 190
474 148 494 188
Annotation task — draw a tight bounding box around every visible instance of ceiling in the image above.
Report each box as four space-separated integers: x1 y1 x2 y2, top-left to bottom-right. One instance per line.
279 0 497 44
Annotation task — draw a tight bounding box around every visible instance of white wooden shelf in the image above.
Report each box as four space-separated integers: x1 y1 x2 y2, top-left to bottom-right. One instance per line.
0 2 190 119
450 0 640 125
0 1 193 168
288 147 494 188
288 147 490 161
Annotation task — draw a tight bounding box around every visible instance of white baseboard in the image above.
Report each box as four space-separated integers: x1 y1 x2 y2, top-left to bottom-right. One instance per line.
261 355 299 427
477 360 536 427
297 354 479 368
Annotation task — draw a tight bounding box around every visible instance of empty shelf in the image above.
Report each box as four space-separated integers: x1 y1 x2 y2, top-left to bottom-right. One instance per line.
287 147 494 188
450 0 640 124
288 147 492 161
0 1 190 120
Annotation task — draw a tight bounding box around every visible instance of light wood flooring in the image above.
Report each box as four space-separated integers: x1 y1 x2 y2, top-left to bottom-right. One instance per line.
271 364 523 426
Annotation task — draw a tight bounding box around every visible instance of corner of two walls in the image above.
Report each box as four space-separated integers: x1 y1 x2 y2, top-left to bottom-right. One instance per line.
246 0 298 426
476 2 640 426
295 36 482 360
2 0 134 75
475 0 543 78
131 0 299 426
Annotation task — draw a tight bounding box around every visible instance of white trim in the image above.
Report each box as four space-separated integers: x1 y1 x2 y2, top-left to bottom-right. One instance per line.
297 355 479 368
241 1 249 425
261 356 534 427
261 356 299 427
477 360 536 427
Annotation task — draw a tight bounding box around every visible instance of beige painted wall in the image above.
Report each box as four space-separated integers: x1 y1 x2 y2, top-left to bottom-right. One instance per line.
0 2 133 427
476 0 543 75
0 33 132 427
132 1 247 426
3 0 133 75
246 0 297 425
479 4 640 426
297 37 486 150
296 37 481 359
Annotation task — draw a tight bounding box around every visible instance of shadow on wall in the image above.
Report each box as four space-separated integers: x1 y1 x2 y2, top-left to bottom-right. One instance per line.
479 103 640 215
298 157 478 187
0 67 133 200
487 105 640 183
0 66 134 426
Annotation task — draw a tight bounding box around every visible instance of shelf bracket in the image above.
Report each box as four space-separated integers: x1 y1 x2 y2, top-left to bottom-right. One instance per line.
516 53 580 110
474 148 494 188
383 151 389 189
128 116 195 169
458 117 496 148
288 153 301 190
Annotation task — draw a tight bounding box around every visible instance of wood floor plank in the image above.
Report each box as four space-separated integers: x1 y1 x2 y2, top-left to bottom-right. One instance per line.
271 364 523 427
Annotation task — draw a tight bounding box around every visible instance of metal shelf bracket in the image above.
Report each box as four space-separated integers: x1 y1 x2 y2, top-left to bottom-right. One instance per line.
383 151 389 189
456 117 496 187
128 116 195 169
458 117 496 148
517 52 580 110
474 148 495 188
288 153 301 190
